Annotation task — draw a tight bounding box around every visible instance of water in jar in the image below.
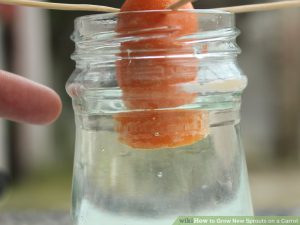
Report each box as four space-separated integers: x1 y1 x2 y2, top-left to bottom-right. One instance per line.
71 94 253 225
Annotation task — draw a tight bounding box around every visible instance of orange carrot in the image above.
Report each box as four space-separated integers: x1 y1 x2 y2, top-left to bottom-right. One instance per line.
115 0 208 149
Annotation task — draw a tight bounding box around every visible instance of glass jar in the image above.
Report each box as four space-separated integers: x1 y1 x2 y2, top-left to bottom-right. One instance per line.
66 9 253 225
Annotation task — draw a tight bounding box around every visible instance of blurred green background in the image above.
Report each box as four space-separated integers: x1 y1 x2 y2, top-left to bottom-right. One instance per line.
0 0 299 214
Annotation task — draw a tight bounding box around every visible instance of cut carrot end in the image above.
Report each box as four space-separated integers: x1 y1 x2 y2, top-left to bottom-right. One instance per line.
115 110 209 149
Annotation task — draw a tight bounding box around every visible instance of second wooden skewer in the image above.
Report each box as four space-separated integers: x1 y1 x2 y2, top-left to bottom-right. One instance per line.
221 0 300 13
0 0 120 12
0 0 300 14
169 0 300 13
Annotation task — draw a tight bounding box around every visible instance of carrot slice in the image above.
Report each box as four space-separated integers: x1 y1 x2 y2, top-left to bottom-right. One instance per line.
115 110 208 149
115 0 208 149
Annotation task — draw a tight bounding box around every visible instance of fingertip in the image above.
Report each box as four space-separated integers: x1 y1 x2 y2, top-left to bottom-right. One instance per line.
0 71 63 125
34 88 63 125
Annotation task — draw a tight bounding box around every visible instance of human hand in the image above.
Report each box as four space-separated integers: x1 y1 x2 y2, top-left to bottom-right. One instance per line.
0 70 62 124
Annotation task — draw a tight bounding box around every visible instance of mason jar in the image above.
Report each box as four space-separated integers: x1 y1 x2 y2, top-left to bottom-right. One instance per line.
66 9 253 225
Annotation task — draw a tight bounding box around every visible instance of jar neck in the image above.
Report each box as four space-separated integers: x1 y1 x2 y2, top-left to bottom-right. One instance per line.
67 10 246 114
71 10 240 68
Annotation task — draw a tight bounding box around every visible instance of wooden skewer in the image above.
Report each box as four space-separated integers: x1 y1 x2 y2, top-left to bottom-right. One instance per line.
170 0 300 13
0 0 300 14
221 0 300 13
0 0 120 12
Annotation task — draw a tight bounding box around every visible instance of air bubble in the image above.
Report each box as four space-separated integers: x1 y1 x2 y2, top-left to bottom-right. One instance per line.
119 150 131 157
154 132 160 137
201 185 208 189
157 172 163 178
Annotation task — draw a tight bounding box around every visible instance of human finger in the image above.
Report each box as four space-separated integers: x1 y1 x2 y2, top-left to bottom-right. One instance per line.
0 70 62 124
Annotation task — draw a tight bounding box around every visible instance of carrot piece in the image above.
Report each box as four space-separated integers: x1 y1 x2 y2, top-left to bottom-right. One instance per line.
115 0 208 149
120 0 194 11
115 110 208 149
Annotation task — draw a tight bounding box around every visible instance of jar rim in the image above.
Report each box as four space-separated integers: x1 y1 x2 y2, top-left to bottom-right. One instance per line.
75 9 233 24
71 9 239 65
